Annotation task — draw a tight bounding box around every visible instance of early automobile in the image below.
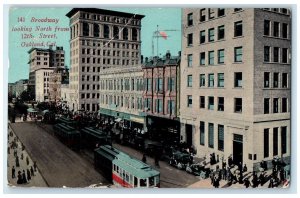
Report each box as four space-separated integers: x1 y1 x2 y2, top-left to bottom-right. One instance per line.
169 151 193 170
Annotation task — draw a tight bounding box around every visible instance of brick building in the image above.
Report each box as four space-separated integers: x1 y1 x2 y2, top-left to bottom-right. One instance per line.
142 52 181 143
180 8 291 170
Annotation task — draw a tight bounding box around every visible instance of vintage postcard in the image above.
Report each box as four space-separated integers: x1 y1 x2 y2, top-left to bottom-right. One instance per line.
7 7 291 189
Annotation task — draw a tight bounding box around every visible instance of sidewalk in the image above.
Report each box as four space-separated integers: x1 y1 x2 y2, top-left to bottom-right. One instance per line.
7 124 48 187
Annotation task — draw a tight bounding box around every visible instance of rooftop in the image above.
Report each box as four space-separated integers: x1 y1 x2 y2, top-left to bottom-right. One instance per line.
66 8 145 19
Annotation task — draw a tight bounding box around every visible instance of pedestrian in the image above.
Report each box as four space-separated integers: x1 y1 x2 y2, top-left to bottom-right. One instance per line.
17 171 22 184
213 176 220 188
22 170 27 184
26 156 29 166
268 178 274 188
252 172 258 188
244 178 250 188
30 166 34 176
243 164 248 173
27 169 31 181
33 161 37 172
259 172 265 186
279 168 285 182
15 156 20 167
142 154 147 163
12 166 15 178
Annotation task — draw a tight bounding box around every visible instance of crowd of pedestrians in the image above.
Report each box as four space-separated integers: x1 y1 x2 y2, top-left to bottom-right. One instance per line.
7 129 39 186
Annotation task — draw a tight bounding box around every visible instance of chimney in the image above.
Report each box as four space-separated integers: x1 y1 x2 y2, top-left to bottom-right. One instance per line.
141 55 144 64
145 57 149 63
178 51 181 57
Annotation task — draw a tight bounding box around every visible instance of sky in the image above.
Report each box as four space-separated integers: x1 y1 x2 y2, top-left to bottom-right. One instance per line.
8 7 182 83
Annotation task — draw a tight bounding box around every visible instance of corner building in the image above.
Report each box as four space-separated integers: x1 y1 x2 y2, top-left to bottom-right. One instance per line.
180 8 291 170
66 8 144 111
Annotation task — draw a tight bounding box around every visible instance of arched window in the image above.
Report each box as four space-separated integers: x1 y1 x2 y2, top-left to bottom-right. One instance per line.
132 28 138 41
113 26 119 39
104 25 110 38
123 28 128 40
83 22 89 36
94 24 99 37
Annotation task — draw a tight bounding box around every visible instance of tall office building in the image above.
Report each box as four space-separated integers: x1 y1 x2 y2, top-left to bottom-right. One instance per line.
28 46 65 101
66 8 144 111
180 8 291 170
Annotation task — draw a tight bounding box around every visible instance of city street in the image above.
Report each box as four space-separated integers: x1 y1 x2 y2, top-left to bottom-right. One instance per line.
9 122 109 188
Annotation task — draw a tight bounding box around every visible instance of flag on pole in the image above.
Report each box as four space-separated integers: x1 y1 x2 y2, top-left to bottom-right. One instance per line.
159 31 168 39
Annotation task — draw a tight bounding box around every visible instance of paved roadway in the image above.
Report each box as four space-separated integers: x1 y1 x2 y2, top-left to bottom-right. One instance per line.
9 122 109 188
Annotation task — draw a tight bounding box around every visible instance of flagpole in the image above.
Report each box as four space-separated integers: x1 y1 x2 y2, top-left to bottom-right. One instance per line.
157 25 159 57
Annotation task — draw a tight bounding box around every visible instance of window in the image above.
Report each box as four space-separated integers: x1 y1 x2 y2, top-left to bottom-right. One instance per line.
218 49 225 64
234 8 242 12
234 72 242 87
208 28 214 42
187 75 193 87
200 52 205 65
264 129 269 158
146 78 152 91
264 20 270 36
281 126 287 154
273 72 279 88
155 99 163 113
208 96 214 110
264 46 270 62
218 25 225 40
218 8 225 17
208 8 214 19
264 98 270 114
200 30 205 44
273 98 279 113
104 24 110 38
208 123 214 148
282 48 288 63
273 22 279 37
208 51 214 65
200 9 206 22
187 33 193 46
83 22 89 36
234 98 242 113
167 100 175 115
264 72 270 88
187 13 193 26
218 73 224 87
200 74 205 87
187 95 192 107
282 98 287 113
273 47 279 62
167 77 175 91
282 73 288 88
187 54 193 67
200 121 205 145
218 97 224 111
200 96 205 108
282 23 288 39
234 47 243 62
281 8 288 14
208 74 214 87
157 78 163 92
144 98 151 111
94 24 99 37
234 21 243 37
273 128 279 156
113 26 119 39
123 28 128 40
218 125 224 151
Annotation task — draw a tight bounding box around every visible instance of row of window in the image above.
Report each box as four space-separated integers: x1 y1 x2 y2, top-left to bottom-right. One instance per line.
81 84 100 91
144 77 176 92
263 126 287 159
187 20 243 46
264 46 290 63
188 47 242 67
100 78 144 92
70 39 139 50
80 103 99 112
264 20 289 39
188 72 241 88
144 98 176 115
79 13 140 26
262 8 289 15
80 57 139 66
199 122 224 151
264 97 289 114
187 95 243 113
100 95 143 110
81 48 139 58
81 93 100 99
264 72 288 88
